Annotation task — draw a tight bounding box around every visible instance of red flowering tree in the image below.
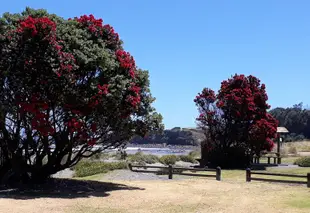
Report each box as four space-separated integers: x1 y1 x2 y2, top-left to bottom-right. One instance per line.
0 8 163 183
194 74 278 168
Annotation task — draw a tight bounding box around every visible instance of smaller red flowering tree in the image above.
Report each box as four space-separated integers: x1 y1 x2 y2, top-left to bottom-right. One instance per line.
194 74 278 168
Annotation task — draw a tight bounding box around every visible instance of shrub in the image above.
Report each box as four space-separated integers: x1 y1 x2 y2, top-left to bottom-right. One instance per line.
127 152 159 164
294 157 310 167
73 161 128 177
179 155 197 163
159 155 178 165
188 150 201 159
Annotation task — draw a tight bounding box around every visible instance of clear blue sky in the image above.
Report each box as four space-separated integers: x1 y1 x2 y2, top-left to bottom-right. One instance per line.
1 1 310 129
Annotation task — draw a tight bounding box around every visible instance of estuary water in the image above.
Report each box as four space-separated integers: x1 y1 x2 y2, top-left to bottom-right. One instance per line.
106 147 195 156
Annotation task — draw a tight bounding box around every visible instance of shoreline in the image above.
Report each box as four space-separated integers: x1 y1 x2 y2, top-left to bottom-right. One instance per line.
126 144 199 150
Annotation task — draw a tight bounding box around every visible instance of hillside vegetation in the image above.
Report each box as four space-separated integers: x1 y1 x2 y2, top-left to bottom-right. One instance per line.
130 127 205 146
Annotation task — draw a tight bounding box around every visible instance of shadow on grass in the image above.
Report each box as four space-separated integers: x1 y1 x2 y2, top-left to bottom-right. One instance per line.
0 178 145 200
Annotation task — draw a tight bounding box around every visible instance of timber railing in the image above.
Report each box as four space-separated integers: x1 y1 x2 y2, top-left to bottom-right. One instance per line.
246 168 310 187
128 163 221 181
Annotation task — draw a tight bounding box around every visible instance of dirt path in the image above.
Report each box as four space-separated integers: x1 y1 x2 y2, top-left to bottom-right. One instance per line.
0 178 308 213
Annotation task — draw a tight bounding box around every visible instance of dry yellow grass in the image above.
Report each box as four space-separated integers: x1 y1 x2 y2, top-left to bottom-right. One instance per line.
281 141 310 153
0 178 309 213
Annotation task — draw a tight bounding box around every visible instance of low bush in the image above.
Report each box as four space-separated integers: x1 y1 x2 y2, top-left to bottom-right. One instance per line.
179 155 196 163
127 152 159 164
73 161 128 177
159 155 178 165
188 150 201 159
294 157 310 167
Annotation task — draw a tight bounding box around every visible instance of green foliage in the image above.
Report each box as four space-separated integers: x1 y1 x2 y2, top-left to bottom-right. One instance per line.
294 157 310 167
179 155 196 163
127 152 159 164
131 128 205 146
73 161 128 177
270 103 310 140
188 150 201 159
159 155 178 165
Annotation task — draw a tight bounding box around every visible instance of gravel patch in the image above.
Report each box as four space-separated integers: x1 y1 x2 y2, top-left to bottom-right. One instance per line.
52 168 75 179
99 169 193 181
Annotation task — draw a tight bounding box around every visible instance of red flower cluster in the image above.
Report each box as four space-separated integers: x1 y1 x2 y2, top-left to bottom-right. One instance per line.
18 16 56 38
66 117 98 146
76 14 103 37
16 16 76 78
75 15 120 49
217 74 270 119
126 83 141 107
116 50 136 78
249 116 278 151
194 88 216 103
102 24 120 49
19 94 55 136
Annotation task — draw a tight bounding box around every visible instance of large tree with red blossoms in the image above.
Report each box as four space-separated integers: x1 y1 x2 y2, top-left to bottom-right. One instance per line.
194 74 278 168
0 8 163 183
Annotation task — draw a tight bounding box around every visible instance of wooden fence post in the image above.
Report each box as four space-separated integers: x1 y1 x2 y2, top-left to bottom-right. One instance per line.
267 157 270 164
216 167 221 181
278 157 281 164
307 173 310 188
246 168 251 182
168 165 173 179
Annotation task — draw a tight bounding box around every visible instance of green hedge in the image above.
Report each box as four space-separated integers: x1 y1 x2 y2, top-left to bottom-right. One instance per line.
73 161 128 177
179 155 197 163
294 157 310 167
127 152 159 164
159 155 178 165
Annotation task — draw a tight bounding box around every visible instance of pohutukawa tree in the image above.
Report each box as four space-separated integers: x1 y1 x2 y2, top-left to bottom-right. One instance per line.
194 74 278 168
0 8 163 183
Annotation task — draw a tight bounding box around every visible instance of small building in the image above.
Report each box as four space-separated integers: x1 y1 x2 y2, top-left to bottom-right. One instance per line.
276 127 289 157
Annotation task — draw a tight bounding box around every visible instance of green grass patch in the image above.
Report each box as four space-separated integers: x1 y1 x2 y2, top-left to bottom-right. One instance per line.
73 161 128 177
258 157 299 164
287 197 310 209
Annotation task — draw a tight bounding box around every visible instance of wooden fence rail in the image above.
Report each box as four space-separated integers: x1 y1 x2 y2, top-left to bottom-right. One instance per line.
246 168 310 187
128 163 221 181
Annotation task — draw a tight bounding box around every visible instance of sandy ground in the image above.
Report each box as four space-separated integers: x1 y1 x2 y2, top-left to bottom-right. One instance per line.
0 178 309 213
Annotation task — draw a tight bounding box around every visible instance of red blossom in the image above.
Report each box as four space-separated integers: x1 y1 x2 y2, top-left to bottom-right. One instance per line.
18 16 56 38
74 15 120 48
115 50 136 78
98 84 109 95
91 123 97 132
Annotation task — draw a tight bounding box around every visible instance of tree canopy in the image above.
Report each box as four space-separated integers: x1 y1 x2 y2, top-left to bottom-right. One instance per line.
270 103 310 141
0 8 163 183
194 74 278 168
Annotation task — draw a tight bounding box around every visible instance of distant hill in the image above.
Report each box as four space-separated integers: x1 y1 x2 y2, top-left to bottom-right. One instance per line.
130 127 205 146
